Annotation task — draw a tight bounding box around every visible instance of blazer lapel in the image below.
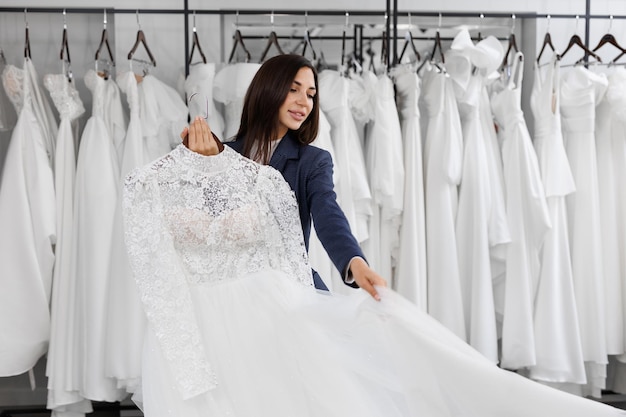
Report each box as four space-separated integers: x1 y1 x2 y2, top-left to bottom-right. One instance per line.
270 134 300 171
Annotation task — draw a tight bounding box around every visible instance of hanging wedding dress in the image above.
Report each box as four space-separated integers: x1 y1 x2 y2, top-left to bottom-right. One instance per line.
421 63 466 340
213 63 260 140
446 30 508 362
318 69 372 247
105 70 187 393
491 52 551 370
363 72 404 281
560 65 609 398
529 55 586 386
42 72 93 415
0 59 57 376
184 62 225 141
391 65 427 308
123 143 625 417
595 67 625 357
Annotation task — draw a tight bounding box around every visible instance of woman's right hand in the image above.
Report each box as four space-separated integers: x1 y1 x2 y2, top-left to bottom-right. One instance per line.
180 116 221 156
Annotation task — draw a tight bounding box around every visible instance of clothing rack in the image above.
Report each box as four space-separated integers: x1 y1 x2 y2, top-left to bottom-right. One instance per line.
1 3 622 75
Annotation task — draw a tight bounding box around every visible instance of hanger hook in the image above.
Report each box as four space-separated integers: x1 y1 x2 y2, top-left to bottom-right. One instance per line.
345 11 349 29
136 10 141 30
193 10 197 31
575 15 580 34
511 14 516 34
188 92 209 120
24 8 28 29
63 9 67 29
304 11 308 29
547 14 551 32
235 10 239 29
609 15 614 33
438 12 442 29
408 11 412 29
103 9 107 29
270 11 275 30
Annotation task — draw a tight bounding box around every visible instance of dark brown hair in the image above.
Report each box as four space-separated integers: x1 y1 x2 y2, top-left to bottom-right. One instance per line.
236 54 319 162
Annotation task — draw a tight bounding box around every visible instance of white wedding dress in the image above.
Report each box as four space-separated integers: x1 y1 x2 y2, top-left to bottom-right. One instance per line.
123 144 625 417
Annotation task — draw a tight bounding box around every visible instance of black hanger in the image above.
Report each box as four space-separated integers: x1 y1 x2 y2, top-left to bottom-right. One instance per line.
95 27 115 65
60 26 71 65
559 33 602 64
430 30 445 64
259 31 284 63
24 9 31 59
536 31 556 64
188 29 207 66
127 29 157 67
398 30 421 64
301 29 317 61
500 33 519 70
228 29 251 64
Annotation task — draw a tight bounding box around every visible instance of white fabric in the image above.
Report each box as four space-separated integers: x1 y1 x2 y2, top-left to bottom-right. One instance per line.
212 63 260 140
0 59 56 376
318 69 372 247
42 73 92 413
123 144 626 417
421 64 466 340
391 66 427 309
596 68 626 357
560 65 609 398
184 63 225 141
362 72 404 281
447 31 508 363
0 60 17 180
529 57 586 385
491 53 551 370
106 71 187 393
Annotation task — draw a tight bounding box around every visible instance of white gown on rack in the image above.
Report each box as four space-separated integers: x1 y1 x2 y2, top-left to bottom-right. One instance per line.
391 65 427 308
42 73 92 414
561 65 609 398
446 30 508 363
106 70 187 393
529 56 586 386
596 67 626 357
491 52 551 370
123 144 626 417
0 59 57 376
421 63 466 341
184 62 225 141
318 69 372 248
213 63 260 140
363 72 404 281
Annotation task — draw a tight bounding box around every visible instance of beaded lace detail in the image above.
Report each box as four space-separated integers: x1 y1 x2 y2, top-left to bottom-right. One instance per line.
43 74 85 121
123 145 312 399
2 64 25 113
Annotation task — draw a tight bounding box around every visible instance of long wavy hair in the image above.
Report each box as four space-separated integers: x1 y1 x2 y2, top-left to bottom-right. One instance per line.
236 54 320 163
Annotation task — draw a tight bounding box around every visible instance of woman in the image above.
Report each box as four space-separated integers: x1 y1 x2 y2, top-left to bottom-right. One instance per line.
183 54 385 299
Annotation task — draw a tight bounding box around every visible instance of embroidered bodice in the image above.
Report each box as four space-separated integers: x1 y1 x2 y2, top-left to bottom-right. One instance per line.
123 145 313 399
43 74 85 121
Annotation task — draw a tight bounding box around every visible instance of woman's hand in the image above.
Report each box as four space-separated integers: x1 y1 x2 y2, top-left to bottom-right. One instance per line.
350 257 387 301
180 116 221 156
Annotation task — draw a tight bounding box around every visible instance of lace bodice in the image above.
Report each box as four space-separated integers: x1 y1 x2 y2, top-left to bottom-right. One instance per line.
43 74 85 121
123 145 313 399
2 64 26 113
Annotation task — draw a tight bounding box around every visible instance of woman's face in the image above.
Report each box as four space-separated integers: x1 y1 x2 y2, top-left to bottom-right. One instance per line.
276 67 316 139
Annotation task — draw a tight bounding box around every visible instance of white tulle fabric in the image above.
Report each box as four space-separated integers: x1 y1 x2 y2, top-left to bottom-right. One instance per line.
123 145 626 417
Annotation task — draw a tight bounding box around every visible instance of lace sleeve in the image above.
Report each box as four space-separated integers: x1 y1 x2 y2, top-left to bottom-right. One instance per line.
258 167 314 288
123 168 217 400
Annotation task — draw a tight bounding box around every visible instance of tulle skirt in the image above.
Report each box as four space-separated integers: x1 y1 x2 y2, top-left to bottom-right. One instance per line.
135 269 624 417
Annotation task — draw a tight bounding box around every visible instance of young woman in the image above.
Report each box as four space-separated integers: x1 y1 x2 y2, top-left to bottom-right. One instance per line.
183 54 386 299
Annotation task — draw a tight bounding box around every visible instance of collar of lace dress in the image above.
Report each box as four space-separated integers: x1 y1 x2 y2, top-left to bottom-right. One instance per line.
170 143 237 174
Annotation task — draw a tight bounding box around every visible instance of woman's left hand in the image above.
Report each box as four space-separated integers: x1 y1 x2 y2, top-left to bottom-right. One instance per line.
350 258 387 301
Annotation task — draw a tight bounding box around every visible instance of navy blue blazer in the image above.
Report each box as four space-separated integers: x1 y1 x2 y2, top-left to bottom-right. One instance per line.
227 133 365 291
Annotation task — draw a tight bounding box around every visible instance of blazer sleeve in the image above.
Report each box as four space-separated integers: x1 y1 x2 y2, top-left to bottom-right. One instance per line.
305 149 365 288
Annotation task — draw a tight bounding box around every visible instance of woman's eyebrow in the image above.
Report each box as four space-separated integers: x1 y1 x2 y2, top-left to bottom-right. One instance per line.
293 80 317 91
